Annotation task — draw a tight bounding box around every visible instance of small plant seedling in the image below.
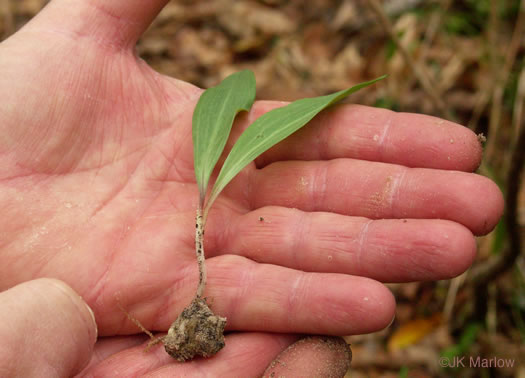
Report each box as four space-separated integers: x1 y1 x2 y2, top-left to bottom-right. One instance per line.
128 70 385 361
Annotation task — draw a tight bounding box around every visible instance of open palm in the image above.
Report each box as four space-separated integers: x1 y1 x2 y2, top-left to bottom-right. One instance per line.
0 0 503 376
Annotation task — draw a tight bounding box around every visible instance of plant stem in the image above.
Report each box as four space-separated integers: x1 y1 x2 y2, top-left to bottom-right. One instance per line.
195 207 207 298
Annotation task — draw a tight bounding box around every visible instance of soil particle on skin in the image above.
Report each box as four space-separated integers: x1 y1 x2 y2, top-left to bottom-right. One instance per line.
477 133 487 144
163 297 226 362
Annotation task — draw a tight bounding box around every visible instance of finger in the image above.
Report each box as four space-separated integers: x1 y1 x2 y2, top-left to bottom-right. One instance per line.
116 257 394 337
0 278 97 377
80 332 298 377
206 256 395 335
208 207 476 282
28 0 170 48
246 103 482 171
262 336 352 378
247 159 503 235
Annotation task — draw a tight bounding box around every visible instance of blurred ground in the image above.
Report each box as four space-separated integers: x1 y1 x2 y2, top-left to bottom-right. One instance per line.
1 0 524 377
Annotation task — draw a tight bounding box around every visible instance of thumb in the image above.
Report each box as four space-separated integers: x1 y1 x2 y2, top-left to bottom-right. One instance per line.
0 278 97 377
263 336 352 378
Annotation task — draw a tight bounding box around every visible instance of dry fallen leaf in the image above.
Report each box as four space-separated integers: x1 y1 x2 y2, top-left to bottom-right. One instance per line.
387 313 443 352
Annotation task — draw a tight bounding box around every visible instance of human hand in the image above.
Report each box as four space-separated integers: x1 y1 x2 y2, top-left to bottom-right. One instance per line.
0 279 350 377
0 0 503 376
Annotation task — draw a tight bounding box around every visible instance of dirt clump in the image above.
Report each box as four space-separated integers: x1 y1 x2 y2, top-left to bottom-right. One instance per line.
163 297 227 362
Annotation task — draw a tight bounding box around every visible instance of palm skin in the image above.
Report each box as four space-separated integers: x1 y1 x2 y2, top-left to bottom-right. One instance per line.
0 0 503 376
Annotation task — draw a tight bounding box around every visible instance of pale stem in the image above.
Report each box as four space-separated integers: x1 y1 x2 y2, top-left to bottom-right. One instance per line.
195 207 207 298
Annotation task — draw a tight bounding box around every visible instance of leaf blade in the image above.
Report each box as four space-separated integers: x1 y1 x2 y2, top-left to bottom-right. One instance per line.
193 70 256 205
205 75 386 214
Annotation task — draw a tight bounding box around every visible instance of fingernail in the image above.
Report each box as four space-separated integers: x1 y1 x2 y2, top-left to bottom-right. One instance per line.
83 300 98 339
387 313 396 328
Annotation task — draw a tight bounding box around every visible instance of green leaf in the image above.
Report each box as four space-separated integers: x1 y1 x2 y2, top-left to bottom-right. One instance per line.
193 70 256 206
440 322 482 361
205 75 386 215
398 366 409 378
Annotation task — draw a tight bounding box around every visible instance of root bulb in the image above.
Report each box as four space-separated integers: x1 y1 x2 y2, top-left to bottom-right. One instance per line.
163 297 227 361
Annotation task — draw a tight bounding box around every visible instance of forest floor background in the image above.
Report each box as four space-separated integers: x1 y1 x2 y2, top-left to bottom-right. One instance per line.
1 0 524 377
